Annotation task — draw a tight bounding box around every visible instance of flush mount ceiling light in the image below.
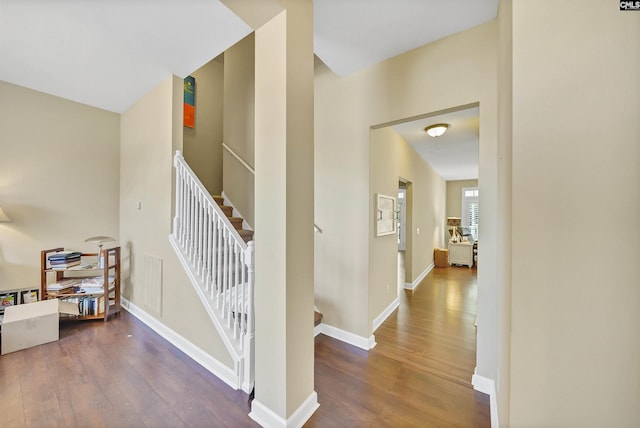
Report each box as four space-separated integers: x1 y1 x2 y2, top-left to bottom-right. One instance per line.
424 123 449 138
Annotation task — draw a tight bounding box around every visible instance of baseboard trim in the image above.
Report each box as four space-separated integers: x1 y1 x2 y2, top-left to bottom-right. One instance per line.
316 323 376 350
372 297 399 332
249 391 319 428
122 298 239 390
472 370 499 428
403 263 434 290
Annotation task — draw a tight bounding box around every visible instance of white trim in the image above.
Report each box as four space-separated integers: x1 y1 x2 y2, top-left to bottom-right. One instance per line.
472 370 499 428
403 263 434 290
316 323 376 350
249 391 319 428
121 298 240 390
372 297 399 332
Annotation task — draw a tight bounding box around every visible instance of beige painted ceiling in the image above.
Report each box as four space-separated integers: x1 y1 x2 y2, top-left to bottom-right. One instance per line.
0 0 497 113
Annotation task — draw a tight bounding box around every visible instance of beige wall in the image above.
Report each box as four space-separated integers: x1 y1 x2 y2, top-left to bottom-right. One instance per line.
0 81 119 289
183 57 224 195
369 127 446 323
223 34 255 227
510 1 640 425
496 0 512 424
315 18 500 381
446 179 478 220
120 76 233 369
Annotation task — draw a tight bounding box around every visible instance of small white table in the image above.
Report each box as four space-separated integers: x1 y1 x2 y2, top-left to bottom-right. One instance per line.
448 242 474 268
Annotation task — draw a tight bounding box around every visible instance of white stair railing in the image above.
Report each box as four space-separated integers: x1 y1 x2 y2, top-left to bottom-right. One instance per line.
169 150 254 393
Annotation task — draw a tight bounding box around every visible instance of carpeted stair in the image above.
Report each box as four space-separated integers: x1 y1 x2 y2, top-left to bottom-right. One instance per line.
212 195 254 243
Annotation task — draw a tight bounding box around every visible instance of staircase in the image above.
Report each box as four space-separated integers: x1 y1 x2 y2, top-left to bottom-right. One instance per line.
169 150 323 395
169 151 255 393
211 196 254 244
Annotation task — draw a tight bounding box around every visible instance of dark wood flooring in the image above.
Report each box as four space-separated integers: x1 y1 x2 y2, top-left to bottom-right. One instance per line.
0 265 488 427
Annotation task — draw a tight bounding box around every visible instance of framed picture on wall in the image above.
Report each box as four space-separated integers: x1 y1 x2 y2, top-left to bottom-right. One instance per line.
20 288 39 304
375 193 397 237
0 291 18 313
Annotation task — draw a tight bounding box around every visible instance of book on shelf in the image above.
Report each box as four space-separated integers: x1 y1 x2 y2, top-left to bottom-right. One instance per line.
47 279 82 290
61 295 105 316
47 251 83 261
81 276 115 287
47 279 82 294
49 260 81 269
67 263 99 270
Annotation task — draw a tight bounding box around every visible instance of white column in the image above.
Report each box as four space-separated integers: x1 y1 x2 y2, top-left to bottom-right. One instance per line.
250 0 317 426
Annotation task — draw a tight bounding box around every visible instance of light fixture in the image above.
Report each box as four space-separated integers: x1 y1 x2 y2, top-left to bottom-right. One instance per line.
0 207 11 222
425 123 449 138
85 236 116 268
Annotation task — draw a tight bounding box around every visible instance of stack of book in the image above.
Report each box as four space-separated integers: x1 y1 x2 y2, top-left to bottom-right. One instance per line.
48 251 83 269
63 295 106 316
47 279 82 295
80 276 114 292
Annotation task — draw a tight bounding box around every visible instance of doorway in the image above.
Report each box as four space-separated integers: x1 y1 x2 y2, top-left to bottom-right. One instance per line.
397 183 407 251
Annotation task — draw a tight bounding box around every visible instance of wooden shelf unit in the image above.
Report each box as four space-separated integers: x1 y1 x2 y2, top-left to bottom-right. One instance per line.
40 246 121 322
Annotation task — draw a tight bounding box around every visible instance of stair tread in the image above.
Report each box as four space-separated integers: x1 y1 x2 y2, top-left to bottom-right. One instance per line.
314 311 323 326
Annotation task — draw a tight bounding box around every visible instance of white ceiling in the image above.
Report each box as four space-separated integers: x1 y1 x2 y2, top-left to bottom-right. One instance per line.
314 0 498 76
0 0 494 179
391 106 479 181
0 0 252 113
0 0 497 113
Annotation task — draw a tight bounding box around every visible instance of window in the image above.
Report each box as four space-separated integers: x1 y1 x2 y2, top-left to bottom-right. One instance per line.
461 187 479 241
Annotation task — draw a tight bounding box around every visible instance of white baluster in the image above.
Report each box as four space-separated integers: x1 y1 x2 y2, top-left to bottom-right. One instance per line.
246 241 255 339
233 243 239 340
216 217 223 308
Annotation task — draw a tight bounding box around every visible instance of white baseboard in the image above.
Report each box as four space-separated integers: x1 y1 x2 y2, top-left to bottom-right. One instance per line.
316 323 376 350
403 263 434 290
472 370 499 428
249 391 319 428
372 297 399 332
121 298 240 390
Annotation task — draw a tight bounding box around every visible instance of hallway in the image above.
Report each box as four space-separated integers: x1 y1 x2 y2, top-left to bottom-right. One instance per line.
308 264 489 426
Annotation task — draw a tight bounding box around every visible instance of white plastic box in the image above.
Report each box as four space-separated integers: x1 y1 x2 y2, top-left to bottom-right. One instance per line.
1 299 60 355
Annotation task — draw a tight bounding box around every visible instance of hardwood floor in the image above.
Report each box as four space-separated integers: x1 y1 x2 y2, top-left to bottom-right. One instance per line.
306 263 489 427
0 312 258 428
0 264 488 427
